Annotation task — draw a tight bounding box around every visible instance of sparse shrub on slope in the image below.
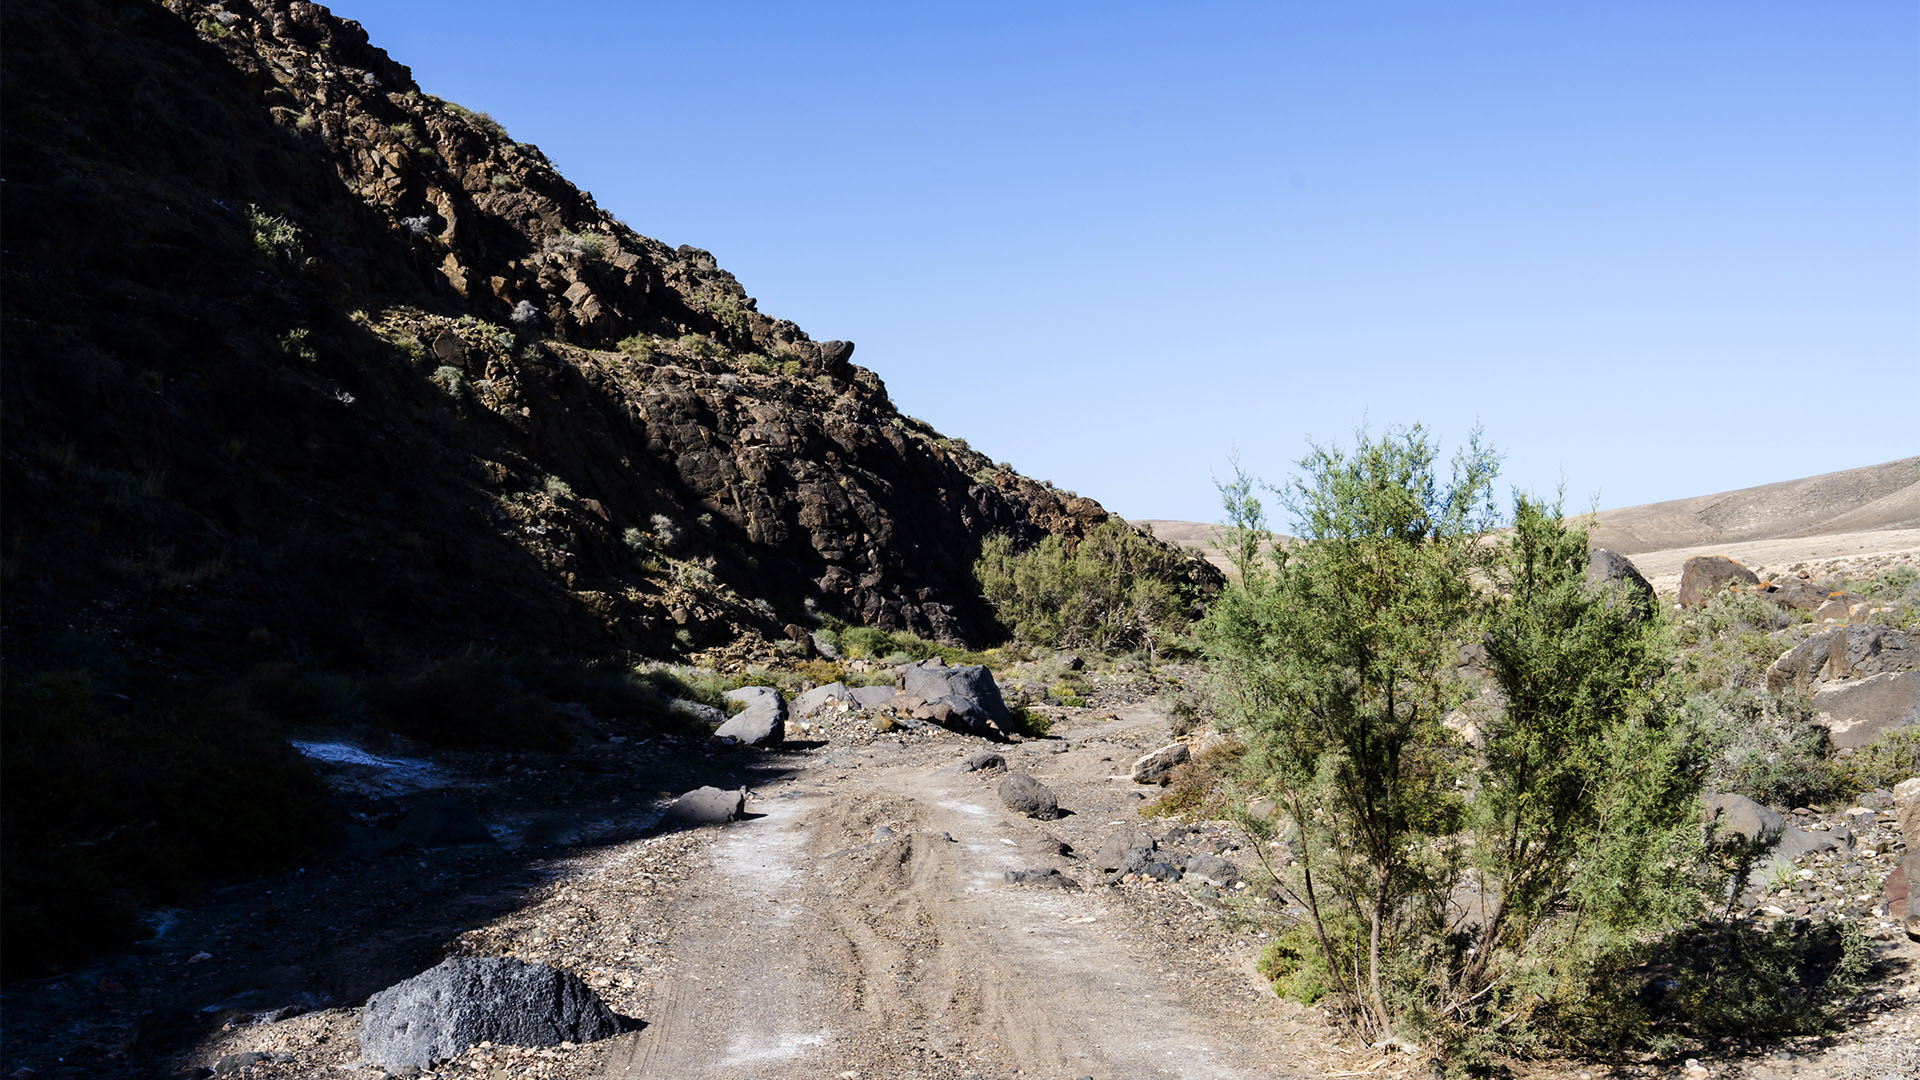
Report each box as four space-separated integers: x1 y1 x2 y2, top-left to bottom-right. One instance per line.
974 518 1196 656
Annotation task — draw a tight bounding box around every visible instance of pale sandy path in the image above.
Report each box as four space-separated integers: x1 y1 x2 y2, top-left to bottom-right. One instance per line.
601 706 1338 1080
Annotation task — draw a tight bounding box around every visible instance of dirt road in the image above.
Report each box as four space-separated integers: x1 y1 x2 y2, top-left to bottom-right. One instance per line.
604 704 1335 1079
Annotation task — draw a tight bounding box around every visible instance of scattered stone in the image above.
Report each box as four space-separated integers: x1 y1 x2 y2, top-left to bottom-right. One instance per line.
666 786 746 825
1131 743 1190 785
1092 829 1157 876
716 686 786 746
997 773 1060 820
1678 556 1759 609
962 751 1007 772
359 957 622 1068
1247 797 1280 823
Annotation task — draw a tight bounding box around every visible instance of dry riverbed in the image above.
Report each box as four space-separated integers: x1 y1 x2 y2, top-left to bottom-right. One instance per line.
4 687 1917 1080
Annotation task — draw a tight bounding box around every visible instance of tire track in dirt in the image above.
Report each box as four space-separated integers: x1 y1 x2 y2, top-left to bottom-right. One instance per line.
603 709 1313 1079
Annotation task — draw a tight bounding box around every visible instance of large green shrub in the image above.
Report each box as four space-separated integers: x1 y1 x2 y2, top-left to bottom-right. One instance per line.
974 518 1193 655
1202 427 1714 1056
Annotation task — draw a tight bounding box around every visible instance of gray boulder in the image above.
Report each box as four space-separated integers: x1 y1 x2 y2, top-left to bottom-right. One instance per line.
1586 549 1655 618
849 684 898 709
1813 671 1920 750
716 686 786 746
1705 792 1785 844
1679 556 1759 609
962 751 1007 772
666 785 746 825
792 682 851 717
1184 854 1240 888
1767 629 1844 695
1813 595 1855 621
1131 743 1190 785
1704 792 1841 873
903 661 1013 738
997 773 1060 820
1091 828 1157 875
1828 625 1913 681
360 957 621 1068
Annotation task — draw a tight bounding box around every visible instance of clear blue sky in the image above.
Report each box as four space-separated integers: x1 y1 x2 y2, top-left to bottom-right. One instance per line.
328 1 1917 523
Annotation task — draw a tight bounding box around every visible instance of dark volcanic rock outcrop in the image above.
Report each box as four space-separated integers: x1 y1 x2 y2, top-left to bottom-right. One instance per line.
0 0 1218 977
0 0 1216 670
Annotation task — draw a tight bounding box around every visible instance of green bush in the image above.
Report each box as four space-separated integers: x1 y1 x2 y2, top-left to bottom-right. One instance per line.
1692 687 1844 808
1562 919 1874 1053
975 519 1195 655
1836 726 1920 795
1257 922 1335 1005
1203 428 1724 1059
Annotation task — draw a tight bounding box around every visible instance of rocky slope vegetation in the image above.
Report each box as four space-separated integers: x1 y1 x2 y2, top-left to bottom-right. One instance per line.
0 0 1214 975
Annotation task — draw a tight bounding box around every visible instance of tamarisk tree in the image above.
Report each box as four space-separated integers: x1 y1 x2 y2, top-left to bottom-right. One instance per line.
1205 427 1706 1049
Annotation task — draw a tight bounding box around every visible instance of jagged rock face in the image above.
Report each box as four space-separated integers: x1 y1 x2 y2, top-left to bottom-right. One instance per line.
0 0 1216 680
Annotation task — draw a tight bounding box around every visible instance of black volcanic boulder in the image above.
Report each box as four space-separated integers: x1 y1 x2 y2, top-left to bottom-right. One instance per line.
903 661 1014 738
360 957 621 1067
1586 548 1656 618
998 773 1060 819
1678 556 1759 609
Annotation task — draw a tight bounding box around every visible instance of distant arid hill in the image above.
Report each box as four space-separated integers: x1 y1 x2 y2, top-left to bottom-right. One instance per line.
1588 456 1920 555
1139 456 1920 590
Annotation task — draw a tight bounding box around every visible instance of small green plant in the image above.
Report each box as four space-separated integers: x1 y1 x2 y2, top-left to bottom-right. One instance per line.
278 327 317 363
1257 923 1334 1004
545 230 609 262
677 333 725 359
542 474 574 500
617 333 657 360
196 15 232 39
430 365 466 395
489 172 521 191
246 204 303 266
443 100 508 139
1836 727 1920 795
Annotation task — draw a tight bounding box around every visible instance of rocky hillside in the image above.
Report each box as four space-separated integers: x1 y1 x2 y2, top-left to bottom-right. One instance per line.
1 0 1212 679
0 0 1217 976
